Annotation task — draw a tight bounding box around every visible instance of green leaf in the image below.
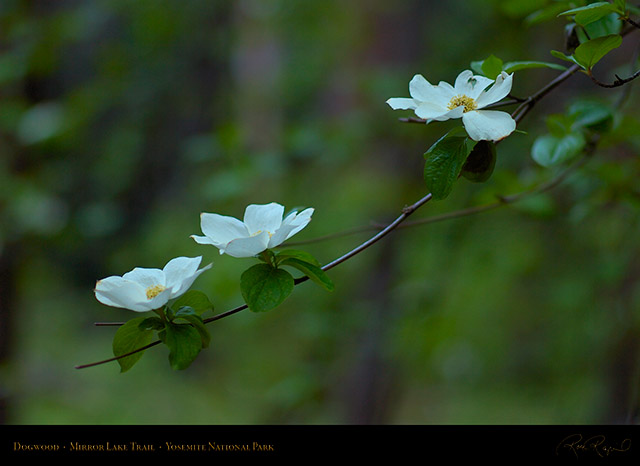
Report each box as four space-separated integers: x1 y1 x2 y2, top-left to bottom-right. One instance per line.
574 34 622 70
159 322 203 370
567 100 614 132
112 317 154 373
275 249 321 267
280 258 334 292
173 308 211 348
531 133 586 167
240 263 295 312
470 60 484 76
170 290 213 315
423 128 474 200
558 2 618 26
550 50 582 68
138 316 165 331
583 14 622 40
545 113 575 137
481 55 504 79
460 140 497 183
525 2 574 25
614 0 626 13
502 60 567 73
257 248 276 265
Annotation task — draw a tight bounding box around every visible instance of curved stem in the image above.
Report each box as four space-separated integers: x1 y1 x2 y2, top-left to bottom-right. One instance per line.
77 192 433 368
589 68 640 88
77 26 633 370
75 340 162 370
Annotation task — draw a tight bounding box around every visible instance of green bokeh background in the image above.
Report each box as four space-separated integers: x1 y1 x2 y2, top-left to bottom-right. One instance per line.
1 0 639 424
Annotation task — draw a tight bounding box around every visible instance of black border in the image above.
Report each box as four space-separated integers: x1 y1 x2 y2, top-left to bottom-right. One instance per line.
1 424 639 461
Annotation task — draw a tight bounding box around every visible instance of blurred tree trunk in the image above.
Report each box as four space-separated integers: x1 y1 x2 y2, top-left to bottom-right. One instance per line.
602 255 640 424
0 244 18 424
336 0 433 425
340 237 400 424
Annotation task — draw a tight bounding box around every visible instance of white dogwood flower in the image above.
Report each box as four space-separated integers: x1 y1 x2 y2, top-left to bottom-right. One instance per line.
94 256 212 312
387 70 516 142
191 202 314 258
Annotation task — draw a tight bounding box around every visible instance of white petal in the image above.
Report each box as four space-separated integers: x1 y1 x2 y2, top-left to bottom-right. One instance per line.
223 232 271 258
475 72 513 109
414 102 451 120
199 212 249 245
468 76 495 99
243 203 284 235
94 276 149 312
437 80 455 93
122 267 166 288
462 110 516 142
455 70 495 99
386 97 417 110
139 287 173 311
454 70 475 94
429 105 465 122
409 74 451 106
285 207 314 238
268 207 314 247
163 256 208 297
190 234 219 246
166 259 213 298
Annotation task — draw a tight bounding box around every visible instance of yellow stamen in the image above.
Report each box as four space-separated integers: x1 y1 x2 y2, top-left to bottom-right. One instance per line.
146 284 166 299
447 95 477 113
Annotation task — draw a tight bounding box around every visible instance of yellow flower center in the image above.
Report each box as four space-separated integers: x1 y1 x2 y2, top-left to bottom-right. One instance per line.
146 284 166 299
447 94 477 113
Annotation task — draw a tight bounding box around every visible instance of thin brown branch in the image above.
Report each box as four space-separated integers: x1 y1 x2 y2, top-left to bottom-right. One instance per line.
511 64 581 124
76 192 434 369
77 25 634 371
74 340 162 370
589 68 640 88
625 17 640 30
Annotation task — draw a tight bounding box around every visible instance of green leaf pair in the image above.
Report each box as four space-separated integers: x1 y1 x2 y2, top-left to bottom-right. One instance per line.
423 128 497 200
241 249 334 313
112 290 214 372
471 55 566 80
551 34 622 71
551 2 625 71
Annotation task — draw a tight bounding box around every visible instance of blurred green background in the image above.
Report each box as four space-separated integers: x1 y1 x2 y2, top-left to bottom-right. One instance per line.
1 0 639 425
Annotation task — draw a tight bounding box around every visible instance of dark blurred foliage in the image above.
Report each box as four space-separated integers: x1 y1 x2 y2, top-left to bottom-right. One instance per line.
0 0 639 424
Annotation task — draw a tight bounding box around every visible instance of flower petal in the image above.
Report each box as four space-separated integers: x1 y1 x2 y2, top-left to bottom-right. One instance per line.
243 203 284 235
223 231 271 258
475 72 513 109
414 102 451 120
199 212 249 246
190 234 218 246
163 256 212 298
409 74 451 106
462 110 516 142
122 267 166 288
454 70 495 99
94 276 150 312
428 105 465 122
453 70 475 94
268 207 314 248
386 97 417 110
140 287 173 311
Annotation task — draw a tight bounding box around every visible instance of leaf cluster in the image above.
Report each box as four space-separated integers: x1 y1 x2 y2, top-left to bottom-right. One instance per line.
112 290 213 372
